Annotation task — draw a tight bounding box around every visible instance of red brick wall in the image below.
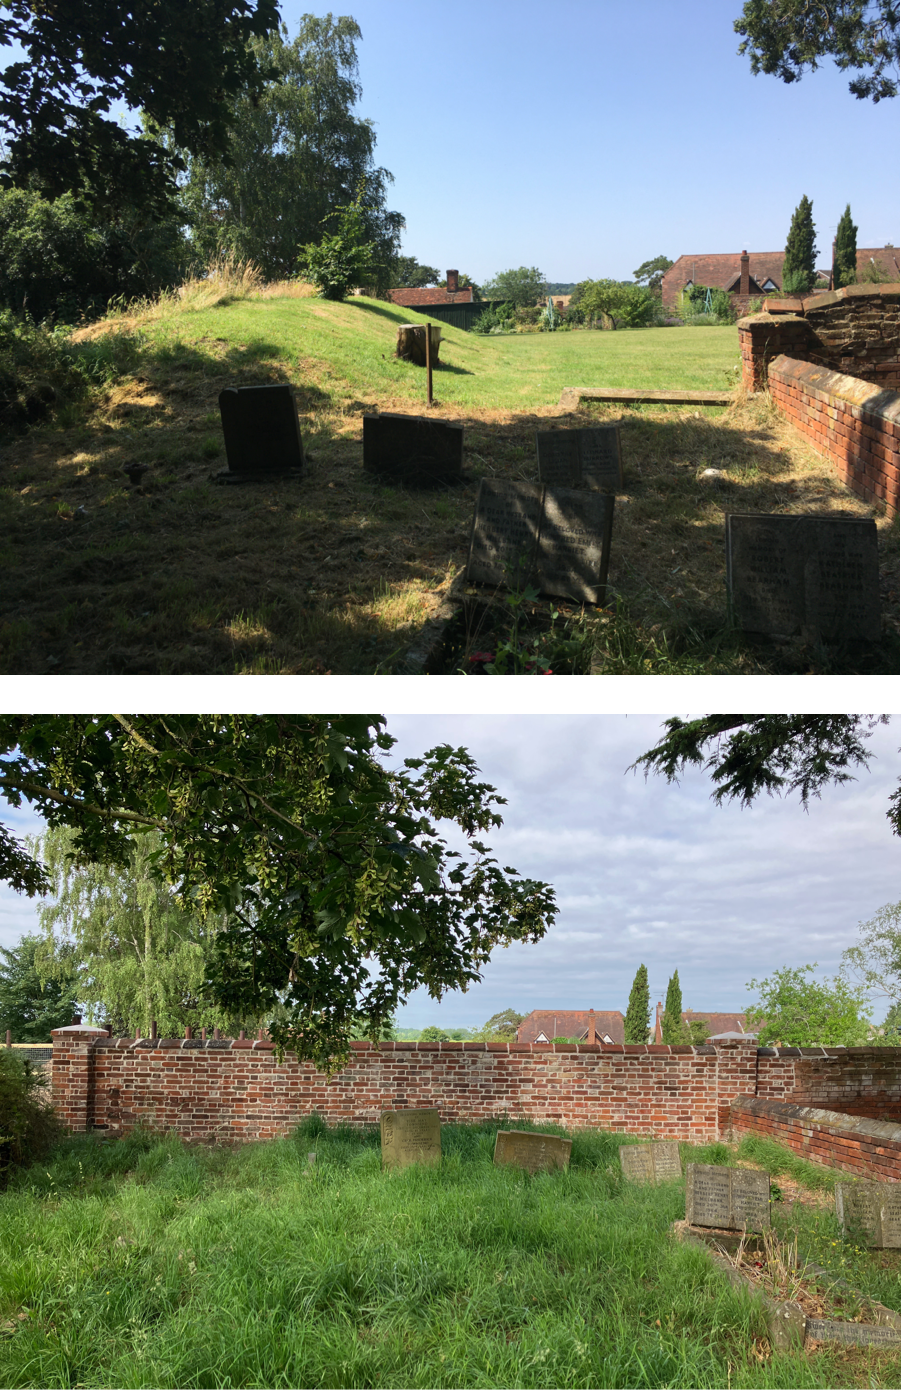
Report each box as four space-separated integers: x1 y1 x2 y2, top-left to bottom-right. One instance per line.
755 1045 901 1120
765 355 899 514
737 285 900 393
730 1096 901 1183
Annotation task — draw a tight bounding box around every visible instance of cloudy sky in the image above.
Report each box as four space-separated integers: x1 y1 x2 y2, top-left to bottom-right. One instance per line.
2 713 897 1031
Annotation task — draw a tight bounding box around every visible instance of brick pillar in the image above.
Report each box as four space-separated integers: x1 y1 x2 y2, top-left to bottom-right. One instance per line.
587 1009 596 1044
51 1026 106 1132
446 269 459 294
714 1039 758 1139
740 250 750 297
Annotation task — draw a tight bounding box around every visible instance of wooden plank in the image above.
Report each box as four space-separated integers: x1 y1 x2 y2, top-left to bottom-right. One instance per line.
559 387 734 407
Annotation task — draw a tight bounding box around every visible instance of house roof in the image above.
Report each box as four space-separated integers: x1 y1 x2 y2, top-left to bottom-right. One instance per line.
662 247 899 305
856 246 901 279
516 1010 624 1044
386 286 474 307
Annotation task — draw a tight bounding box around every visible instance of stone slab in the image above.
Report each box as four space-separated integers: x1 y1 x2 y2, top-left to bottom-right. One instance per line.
363 412 463 486
380 1108 441 1170
493 1130 572 1174
466 480 614 604
836 1181 901 1248
218 385 305 479
805 1319 901 1347
685 1163 770 1231
536 426 623 491
559 387 733 407
619 1140 682 1184
725 513 881 642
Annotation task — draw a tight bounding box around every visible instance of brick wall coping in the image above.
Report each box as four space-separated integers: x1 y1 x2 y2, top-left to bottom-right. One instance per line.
764 283 900 315
732 1094 901 1149
768 354 900 424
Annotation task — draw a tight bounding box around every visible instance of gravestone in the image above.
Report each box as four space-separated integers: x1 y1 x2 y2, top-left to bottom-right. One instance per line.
536 426 623 491
805 1320 901 1348
380 1108 442 1170
217 385 305 480
493 1130 572 1174
466 480 614 604
725 514 880 642
835 1181 901 1248
363 413 463 486
685 1163 770 1230
619 1140 682 1184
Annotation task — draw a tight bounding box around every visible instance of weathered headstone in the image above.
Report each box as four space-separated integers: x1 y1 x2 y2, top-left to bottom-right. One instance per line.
363 413 463 486
725 514 880 642
536 426 623 491
619 1140 682 1184
685 1163 770 1230
466 480 614 604
217 384 305 480
805 1320 901 1348
835 1181 901 1249
380 1108 441 1170
493 1130 572 1174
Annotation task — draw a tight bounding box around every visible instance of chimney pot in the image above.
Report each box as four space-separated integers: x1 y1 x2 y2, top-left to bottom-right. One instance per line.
446 269 459 294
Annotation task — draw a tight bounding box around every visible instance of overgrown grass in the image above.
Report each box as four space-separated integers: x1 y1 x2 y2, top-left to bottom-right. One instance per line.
0 1122 898 1389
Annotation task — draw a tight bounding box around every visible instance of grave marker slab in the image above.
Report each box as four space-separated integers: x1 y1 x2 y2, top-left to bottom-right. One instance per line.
536 426 623 491
466 480 614 604
217 385 305 480
363 413 463 486
805 1321 901 1348
726 514 880 642
835 1182 901 1248
493 1130 572 1174
685 1163 770 1230
380 1108 441 1170
619 1140 682 1184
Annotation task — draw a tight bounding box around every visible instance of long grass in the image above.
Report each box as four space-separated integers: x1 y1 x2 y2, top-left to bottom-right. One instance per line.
0 1122 898 1389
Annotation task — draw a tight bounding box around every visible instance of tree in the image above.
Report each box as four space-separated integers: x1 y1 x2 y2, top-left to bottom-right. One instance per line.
475 1008 525 1041
418 1025 449 1041
840 899 901 1008
0 717 556 1073
783 195 819 293
623 963 650 1043
661 970 689 1044
0 0 280 220
834 203 859 288
176 19 403 282
746 963 871 1045
481 267 546 308
391 257 440 289
0 933 77 1041
297 191 382 301
881 999 901 1037
734 0 899 102
631 716 900 834
578 280 658 329
632 256 674 295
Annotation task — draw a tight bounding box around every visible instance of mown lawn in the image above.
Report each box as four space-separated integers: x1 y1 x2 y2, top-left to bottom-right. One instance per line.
0 1120 898 1389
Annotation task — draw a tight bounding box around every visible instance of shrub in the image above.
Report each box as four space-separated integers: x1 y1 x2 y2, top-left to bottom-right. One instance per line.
0 1050 64 1186
472 302 515 334
297 194 381 301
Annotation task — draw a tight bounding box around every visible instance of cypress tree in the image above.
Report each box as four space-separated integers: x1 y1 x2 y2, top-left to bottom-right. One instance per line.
782 195 818 294
661 969 687 1044
624 963 650 1043
834 204 858 289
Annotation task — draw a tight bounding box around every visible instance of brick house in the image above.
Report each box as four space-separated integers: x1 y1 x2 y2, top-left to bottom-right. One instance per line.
386 268 473 309
652 1003 752 1043
516 1009 624 1044
662 247 899 316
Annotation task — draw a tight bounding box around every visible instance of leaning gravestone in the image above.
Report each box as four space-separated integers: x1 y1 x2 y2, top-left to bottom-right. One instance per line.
466 480 614 604
363 413 463 486
493 1130 572 1174
725 514 880 643
380 1108 442 1170
835 1181 901 1249
685 1163 770 1230
217 384 305 481
536 426 624 491
619 1140 682 1185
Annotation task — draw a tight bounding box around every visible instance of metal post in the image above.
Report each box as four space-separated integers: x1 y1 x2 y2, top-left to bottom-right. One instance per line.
425 321 433 406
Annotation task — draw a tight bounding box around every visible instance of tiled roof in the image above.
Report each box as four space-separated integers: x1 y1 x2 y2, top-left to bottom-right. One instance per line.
516 1010 624 1044
662 247 898 306
386 286 474 306
856 246 901 279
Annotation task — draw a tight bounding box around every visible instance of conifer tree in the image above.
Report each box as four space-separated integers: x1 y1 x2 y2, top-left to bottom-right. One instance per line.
834 204 858 288
624 963 650 1043
782 195 818 293
661 969 688 1044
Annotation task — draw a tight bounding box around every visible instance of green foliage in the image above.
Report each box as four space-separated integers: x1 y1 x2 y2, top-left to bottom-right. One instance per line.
298 192 383 301
390 256 440 289
481 266 546 308
840 898 901 1011
0 0 281 218
473 1008 524 1041
632 255 674 294
550 1036 582 1043
681 285 736 324
881 999 901 1037
834 203 858 288
579 280 660 329
0 1049 64 1184
661 970 689 1044
418 1025 449 1041
471 301 515 334
0 717 556 1073
623 963 650 1043
783 195 819 293
735 0 899 101
0 932 77 1041
687 1019 712 1044
746 963 872 1045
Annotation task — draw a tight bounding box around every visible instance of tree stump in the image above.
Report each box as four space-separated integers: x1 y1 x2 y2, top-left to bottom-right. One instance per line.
396 323 441 366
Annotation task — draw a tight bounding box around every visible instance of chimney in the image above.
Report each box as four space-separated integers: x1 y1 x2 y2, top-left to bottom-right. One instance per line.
587 1008 596 1045
654 1000 663 1044
740 250 750 297
446 269 459 294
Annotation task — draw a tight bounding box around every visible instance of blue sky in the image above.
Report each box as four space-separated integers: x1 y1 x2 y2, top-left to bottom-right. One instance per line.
2 714 898 1033
4 0 895 284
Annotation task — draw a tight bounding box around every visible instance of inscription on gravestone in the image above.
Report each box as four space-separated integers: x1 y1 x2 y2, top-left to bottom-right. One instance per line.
805 1321 901 1348
363 413 463 486
466 480 614 604
536 426 623 491
620 1141 682 1184
685 1163 770 1230
380 1108 442 1170
493 1130 572 1174
836 1182 901 1249
218 385 305 479
726 514 880 642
